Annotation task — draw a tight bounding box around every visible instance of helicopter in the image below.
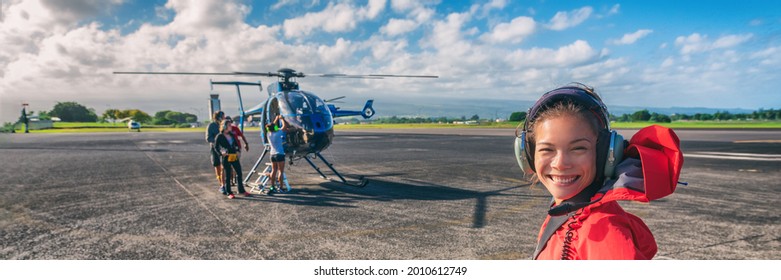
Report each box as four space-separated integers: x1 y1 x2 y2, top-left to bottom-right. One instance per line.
114 68 437 190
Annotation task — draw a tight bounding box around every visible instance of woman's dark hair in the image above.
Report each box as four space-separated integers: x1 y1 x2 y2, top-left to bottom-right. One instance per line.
213 111 224 122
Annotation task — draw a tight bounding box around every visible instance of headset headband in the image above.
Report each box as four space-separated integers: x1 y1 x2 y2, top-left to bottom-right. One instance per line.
523 86 610 132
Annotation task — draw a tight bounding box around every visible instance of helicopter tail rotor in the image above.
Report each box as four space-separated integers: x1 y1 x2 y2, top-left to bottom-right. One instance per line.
361 100 375 119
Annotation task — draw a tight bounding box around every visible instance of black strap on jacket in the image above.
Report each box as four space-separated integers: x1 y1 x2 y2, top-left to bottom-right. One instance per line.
531 186 598 259
532 210 575 259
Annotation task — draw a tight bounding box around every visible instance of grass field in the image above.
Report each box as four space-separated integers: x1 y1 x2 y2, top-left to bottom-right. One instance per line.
8 120 781 133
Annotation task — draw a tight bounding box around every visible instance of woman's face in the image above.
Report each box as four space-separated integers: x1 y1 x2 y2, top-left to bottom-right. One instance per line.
533 115 597 204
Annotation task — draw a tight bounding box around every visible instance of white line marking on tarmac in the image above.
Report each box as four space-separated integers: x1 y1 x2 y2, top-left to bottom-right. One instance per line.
697 152 781 158
733 140 781 143
685 152 781 161
134 141 237 234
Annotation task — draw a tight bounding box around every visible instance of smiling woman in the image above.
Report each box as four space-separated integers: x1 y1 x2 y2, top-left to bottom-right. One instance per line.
514 83 684 260
530 104 599 205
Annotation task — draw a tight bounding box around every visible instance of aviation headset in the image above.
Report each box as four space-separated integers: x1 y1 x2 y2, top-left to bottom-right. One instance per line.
514 84 624 180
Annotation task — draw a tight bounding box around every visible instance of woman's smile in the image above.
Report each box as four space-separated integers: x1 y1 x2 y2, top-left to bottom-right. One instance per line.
547 174 581 186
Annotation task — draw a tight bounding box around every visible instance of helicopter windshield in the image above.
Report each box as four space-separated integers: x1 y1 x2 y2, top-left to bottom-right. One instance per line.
278 91 332 132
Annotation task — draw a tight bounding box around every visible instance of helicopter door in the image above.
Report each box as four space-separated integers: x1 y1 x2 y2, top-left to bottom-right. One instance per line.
261 98 278 145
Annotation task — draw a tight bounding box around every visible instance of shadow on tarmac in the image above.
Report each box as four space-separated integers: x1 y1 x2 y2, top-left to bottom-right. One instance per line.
235 175 548 229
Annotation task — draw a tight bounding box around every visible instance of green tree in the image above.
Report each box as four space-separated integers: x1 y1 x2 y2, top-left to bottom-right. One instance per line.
713 111 733 121
153 110 174 125
102 109 121 121
184 113 197 123
631 109 651 122
115 109 130 120
126 109 151 123
509 111 527 122
165 111 185 123
37 110 51 121
650 113 671 123
50 101 98 122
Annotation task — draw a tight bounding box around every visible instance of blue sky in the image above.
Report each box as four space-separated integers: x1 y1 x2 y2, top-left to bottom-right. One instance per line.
1 0 780 122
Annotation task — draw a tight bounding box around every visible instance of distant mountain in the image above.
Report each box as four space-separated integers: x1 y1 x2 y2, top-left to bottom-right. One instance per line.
355 97 759 120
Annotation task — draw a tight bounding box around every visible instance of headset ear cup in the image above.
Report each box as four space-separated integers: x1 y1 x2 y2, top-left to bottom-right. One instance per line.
603 131 625 179
514 133 534 175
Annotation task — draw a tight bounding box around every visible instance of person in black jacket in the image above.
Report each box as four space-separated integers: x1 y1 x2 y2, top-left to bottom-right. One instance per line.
206 111 224 192
213 119 251 199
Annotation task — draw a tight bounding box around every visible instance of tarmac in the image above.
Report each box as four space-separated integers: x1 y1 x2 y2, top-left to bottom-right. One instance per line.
0 128 779 259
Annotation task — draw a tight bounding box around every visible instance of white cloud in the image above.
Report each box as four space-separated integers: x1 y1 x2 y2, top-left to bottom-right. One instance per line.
271 0 320 10
750 46 780 66
361 0 386 19
547 6 592 31
271 0 296 10
40 0 125 25
485 0 507 10
661 57 674 68
610 29 653 45
507 40 598 68
608 4 620 15
478 0 507 17
283 3 355 38
0 0 122 78
165 0 250 32
675 33 753 55
570 58 629 85
283 1 386 38
356 36 409 61
424 12 472 54
390 0 417 12
713 34 753 49
381 18 418 36
480 16 535 44
317 37 353 65
380 1 433 36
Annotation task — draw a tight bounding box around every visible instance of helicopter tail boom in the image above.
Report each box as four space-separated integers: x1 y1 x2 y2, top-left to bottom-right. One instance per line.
329 99 375 119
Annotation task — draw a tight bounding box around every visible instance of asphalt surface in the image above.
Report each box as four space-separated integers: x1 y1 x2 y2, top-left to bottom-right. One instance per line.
1 128 779 260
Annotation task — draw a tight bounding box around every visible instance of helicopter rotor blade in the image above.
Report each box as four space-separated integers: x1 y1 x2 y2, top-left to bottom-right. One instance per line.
367 74 438 78
315 74 383 79
232 71 285 77
113 71 236 75
311 73 438 79
324 96 346 103
114 70 438 79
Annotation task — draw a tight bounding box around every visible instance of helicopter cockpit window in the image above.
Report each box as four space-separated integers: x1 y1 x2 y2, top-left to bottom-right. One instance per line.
278 92 310 129
303 91 333 130
307 92 328 113
285 92 312 114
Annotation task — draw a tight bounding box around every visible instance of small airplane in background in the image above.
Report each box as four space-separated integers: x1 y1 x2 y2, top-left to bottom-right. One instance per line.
114 67 437 190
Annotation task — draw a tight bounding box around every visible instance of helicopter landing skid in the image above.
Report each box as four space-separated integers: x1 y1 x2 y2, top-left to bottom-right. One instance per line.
304 152 368 188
